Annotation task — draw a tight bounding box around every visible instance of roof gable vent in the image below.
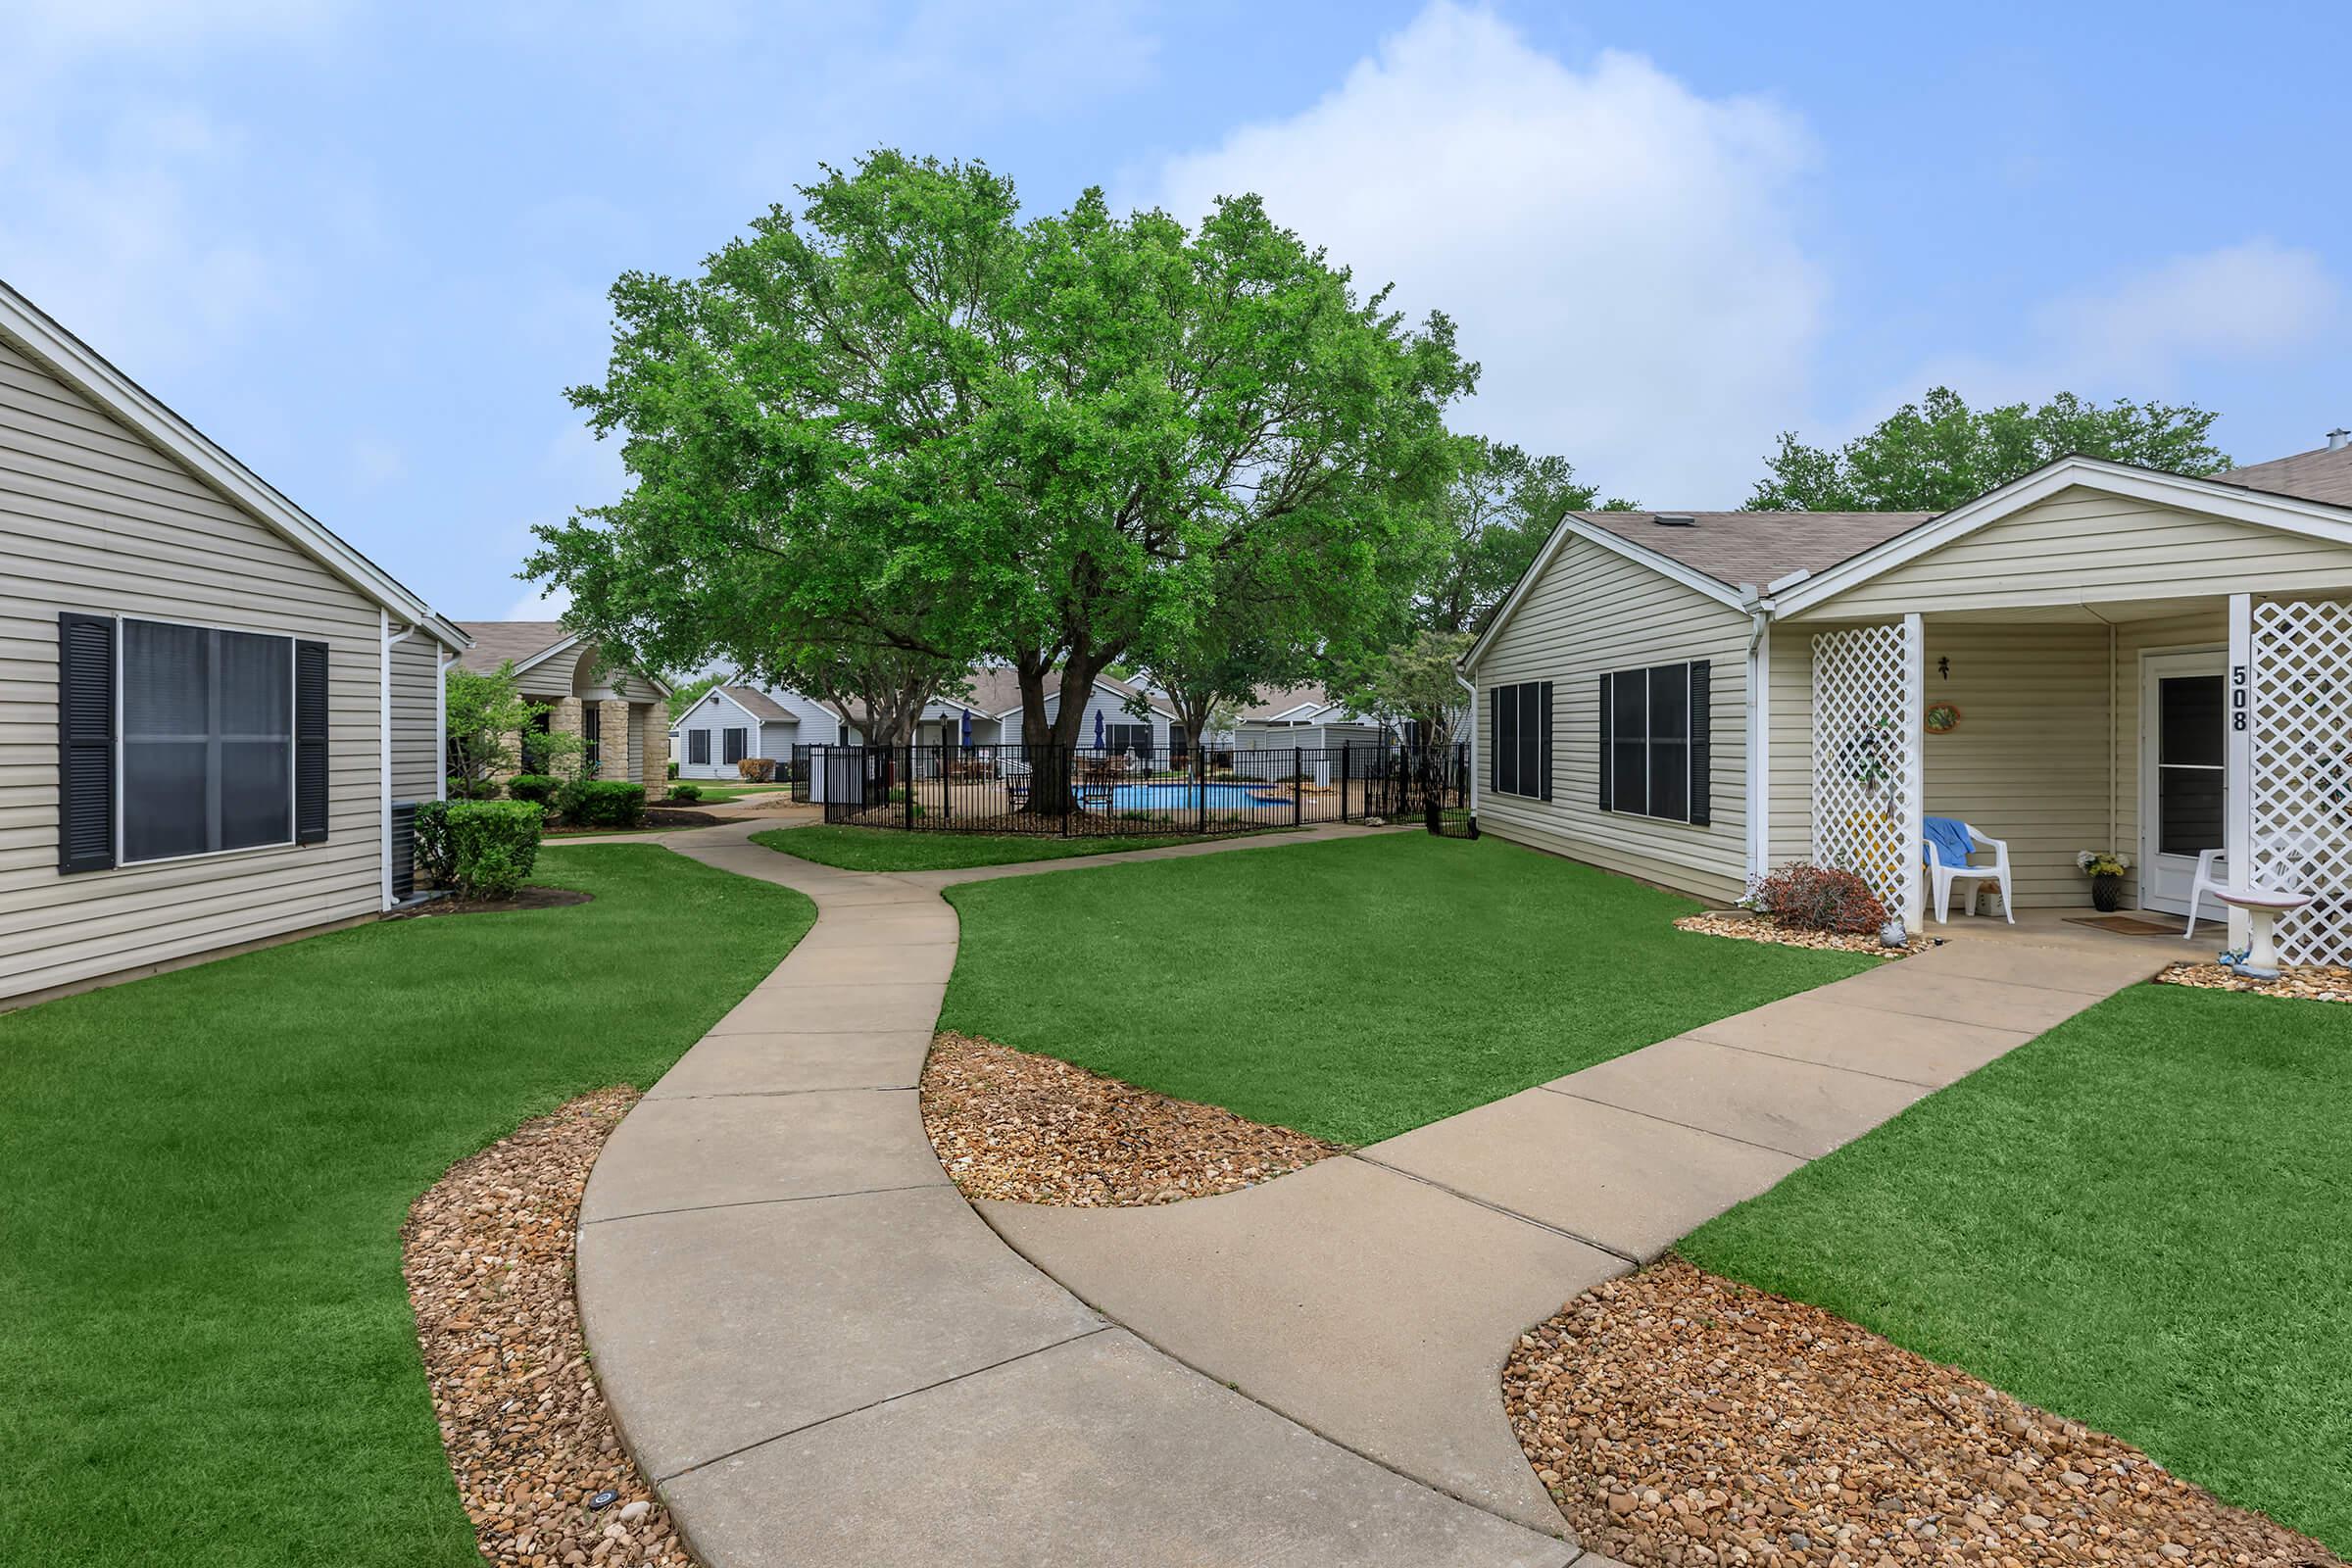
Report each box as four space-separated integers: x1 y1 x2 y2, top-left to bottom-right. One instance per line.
1653 512 1696 527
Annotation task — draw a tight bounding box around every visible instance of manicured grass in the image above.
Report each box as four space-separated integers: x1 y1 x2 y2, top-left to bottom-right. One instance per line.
0 847 813 1566
940 833 1875 1146
1682 982 2352 1553
754 822 1265 871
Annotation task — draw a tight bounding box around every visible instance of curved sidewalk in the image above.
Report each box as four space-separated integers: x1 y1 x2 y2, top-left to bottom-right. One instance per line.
574 821 1577 1568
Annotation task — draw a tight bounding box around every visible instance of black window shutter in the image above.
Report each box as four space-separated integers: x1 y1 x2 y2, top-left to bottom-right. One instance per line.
1689 660 1712 827
1597 673 1613 812
1539 681 1554 801
58 612 117 874
295 640 329 844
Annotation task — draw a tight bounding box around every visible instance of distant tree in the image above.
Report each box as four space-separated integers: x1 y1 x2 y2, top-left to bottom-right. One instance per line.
665 674 724 725
1340 629 1472 750
1420 438 1633 638
445 662 545 798
1744 387 2231 513
751 638 960 748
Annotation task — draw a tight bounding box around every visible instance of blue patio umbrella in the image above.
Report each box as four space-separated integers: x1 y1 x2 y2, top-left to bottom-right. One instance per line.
959 707 972 746
1094 709 1105 749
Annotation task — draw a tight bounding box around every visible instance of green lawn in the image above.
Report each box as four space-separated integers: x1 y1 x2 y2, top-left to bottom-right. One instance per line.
1682 982 2352 1553
755 822 1270 871
0 846 814 1567
673 782 790 803
939 833 1876 1145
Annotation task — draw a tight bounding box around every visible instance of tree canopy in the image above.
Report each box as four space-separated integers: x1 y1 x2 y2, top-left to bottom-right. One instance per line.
1418 437 1631 639
1744 387 2231 513
526 150 1475 783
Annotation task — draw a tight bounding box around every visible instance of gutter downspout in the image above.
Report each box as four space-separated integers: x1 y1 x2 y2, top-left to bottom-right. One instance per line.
436 644 458 803
1741 590 1774 885
1453 671 1478 835
382 612 417 908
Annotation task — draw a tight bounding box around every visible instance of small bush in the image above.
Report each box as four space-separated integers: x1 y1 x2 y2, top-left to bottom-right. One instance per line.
666 782 704 804
506 773 560 807
416 800 543 899
738 757 777 782
560 780 648 829
413 800 455 886
666 760 680 779
1743 862 1888 934
444 774 502 802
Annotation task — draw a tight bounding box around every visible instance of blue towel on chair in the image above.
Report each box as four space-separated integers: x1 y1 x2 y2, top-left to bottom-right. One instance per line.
1923 815 1976 868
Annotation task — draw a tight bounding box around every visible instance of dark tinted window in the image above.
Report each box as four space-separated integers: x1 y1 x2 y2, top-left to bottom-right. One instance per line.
122 620 291 862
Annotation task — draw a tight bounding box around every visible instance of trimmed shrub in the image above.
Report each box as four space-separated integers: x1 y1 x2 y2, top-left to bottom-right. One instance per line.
561 780 647 829
413 800 455 887
666 760 680 779
666 782 704 804
447 801 544 899
737 757 777 782
1743 862 1888 934
506 773 560 807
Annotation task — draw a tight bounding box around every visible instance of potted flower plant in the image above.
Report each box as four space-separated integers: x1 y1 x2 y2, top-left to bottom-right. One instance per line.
2076 850 2132 912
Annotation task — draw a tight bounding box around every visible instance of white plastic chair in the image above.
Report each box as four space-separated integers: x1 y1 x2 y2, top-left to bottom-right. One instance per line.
1926 823 2016 924
2183 849 2229 939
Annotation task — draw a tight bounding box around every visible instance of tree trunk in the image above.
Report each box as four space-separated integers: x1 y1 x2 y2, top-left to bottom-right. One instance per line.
1013 648 1111 818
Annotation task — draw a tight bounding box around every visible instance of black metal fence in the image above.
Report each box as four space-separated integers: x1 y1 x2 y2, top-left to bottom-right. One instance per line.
813 741 1471 838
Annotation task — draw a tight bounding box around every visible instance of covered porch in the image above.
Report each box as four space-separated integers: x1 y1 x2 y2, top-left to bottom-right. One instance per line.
1778 592 2352 964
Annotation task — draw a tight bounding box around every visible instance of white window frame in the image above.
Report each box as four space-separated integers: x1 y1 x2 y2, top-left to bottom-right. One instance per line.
722 726 749 765
687 727 710 765
116 612 299 867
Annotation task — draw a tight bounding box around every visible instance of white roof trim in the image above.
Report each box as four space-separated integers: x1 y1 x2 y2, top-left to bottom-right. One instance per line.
509 632 674 698
680 687 769 728
990 675 1175 723
1774 456 2352 615
0 279 467 648
1466 514 1747 668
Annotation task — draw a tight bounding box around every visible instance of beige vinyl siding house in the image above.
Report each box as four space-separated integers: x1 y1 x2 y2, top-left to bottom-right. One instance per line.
1468 446 2352 966
454 622 668 795
0 282 463 1005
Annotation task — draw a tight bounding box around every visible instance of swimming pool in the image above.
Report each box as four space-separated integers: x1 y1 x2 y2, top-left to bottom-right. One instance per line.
1107 783 1286 811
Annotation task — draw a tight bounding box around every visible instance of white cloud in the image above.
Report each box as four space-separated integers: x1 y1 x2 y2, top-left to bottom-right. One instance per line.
1146 1 1824 506
1862 240 2343 435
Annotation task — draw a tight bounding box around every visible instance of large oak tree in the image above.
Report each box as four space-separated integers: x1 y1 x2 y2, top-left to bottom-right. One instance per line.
528 150 1473 807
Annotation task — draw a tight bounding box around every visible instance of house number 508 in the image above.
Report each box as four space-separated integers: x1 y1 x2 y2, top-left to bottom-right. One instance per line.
2231 664 2248 731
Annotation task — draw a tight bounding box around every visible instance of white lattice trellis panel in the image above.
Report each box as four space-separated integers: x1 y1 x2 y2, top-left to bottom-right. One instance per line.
2250 598 2352 965
1812 622 1915 913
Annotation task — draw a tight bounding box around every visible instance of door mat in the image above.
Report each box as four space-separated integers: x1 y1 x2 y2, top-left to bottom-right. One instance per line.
2064 914 2182 937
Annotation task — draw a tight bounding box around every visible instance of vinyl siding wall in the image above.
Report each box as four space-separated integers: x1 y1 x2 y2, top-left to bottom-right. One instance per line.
1810 487 2352 616
0 334 397 1001
390 633 443 800
1469 535 1751 903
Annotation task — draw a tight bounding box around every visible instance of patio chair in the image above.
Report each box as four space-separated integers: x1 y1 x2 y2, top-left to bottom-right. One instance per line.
2183 849 2229 938
1924 817 2015 924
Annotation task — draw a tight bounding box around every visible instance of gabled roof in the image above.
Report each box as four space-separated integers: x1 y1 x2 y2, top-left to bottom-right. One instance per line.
453 620 673 696
2209 442 2352 509
454 621 572 675
1573 511 1934 592
1235 683 1331 721
951 665 1175 721
717 685 795 722
0 278 466 648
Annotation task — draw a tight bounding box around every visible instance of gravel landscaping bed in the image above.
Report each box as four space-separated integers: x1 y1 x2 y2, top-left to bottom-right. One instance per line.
404 1088 686 1568
1677 912 1935 957
2155 960 2352 1004
1505 1260 2337 1568
920 1031 1342 1204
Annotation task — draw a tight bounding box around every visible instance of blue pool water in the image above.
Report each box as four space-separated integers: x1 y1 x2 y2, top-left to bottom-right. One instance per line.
1108 783 1284 810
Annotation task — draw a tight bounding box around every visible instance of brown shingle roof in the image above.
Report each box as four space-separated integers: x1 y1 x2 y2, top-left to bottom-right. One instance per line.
1571 511 1936 591
2208 444 2352 509
453 620 573 675
718 685 795 722
1236 683 1330 720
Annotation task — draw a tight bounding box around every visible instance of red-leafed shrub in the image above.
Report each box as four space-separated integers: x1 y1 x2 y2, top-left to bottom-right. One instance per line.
1744 862 1888 934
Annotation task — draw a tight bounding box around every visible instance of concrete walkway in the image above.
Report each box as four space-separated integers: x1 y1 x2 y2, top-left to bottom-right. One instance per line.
981 927 2177 1534
574 821 1576 1568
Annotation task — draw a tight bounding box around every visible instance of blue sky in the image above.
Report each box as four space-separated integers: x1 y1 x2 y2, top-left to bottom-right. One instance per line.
5 1 2344 622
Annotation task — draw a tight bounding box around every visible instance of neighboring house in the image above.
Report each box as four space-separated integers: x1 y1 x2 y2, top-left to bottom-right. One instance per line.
454 622 669 794
912 667 1179 758
1462 439 2352 966
1227 684 1387 755
0 280 466 1005
670 684 858 778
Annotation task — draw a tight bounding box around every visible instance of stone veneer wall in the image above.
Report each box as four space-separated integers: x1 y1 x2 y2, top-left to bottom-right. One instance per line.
598 698 632 782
